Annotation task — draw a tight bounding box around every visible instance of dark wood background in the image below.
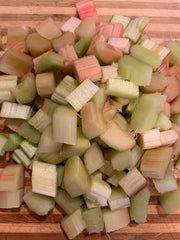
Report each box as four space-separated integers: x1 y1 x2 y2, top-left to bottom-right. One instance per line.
0 0 180 239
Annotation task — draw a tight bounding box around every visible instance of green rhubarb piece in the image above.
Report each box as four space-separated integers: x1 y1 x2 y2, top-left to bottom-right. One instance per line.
118 55 152 86
110 15 130 29
130 187 151 223
107 170 126 187
36 151 62 165
55 189 83 215
103 208 130 233
13 73 37 104
83 142 105 174
108 187 130 210
61 208 86 240
167 40 180 69
3 133 23 152
13 148 31 168
155 112 172 131
130 93 166 133
82 207 104 234
51 75 78 105
176 155 180 169
130 45 161 70
20 140 37 159
140 147 173 179
110 149 132 171
171 113 180 125
160 184 180 214
63 155 90 198
129 144 144 170
74 37 91 58
59 127 90 161
56 165 65 187
41 98 60 119
17 121 41 144
124 98 138 116
83 196 100 209
23 188 55 216
34 51 64 74
106 78 139 99
153 165 178 193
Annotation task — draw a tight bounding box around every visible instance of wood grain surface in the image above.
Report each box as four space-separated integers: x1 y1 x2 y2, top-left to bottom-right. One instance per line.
0 0 180 239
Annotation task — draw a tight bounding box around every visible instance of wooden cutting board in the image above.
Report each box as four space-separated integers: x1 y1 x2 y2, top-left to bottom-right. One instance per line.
0 0 180 239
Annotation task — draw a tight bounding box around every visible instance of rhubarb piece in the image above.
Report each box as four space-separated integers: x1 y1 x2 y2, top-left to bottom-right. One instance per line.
99 160 114 177
110 15 130 29
103 208 130 233
5 118 24 133
100 120 136 151
171 123 180 156
34 51 64 74
130 93 166 133
153 165 177 193
0 134 8 155
73 55 101 83
118 55 152 86
140 147 172 179
108 187 130 210
38 125 61 153
74 37 91 58
61 208 86 240
28 109 51 133
110 149 132 171
106 78 139 99
75 17 96 40
171 95 180 115
129 144 144 170
0 75 17 103
17 121 40 144
6 26 32 52
23 188 55 216
36 72 56 98
107 171 126 187
110 23 123 38
83 142 105 174
3 133 23 152
63 155 90 198
0 189 23 209
61 16 81 33
82 207 104 234
36 151 62 165
0 49 33 77
36 17 62 40
84 176 111 207
52 31 75 52
171 113 180 125
0 164 24 191
163 76 180 102
155 112 172 131
130 187 151 223
66 79 99 112
160 184 180 214
53 106 77 145
55 189 83 215
102 100 116 122
0 102 32 120
76 0 99 25
51 75 78 105
101 65 118 83
141 72 169 93
13 148 32 168
112 112 129 131
162 101 171 118
130 45 161 70
119 167 148 196
168 65 180 81
20 140 37 159
32 160 57 197
167 40 180 69
26 32 52 57
84 196 100 209
108 38 130 54
56 165 64 187
138 129 161 149
81 102 107 139
59 128 90 161
12 72 37 104
91 83 108 110
160 129 179 146
157 56 169 75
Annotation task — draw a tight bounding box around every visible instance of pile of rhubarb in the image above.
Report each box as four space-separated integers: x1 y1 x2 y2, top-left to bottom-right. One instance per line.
0 0 180 239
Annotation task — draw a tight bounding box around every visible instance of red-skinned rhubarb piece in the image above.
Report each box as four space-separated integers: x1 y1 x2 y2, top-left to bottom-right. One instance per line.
163 76 180 102
111 23 124 38
168 65 180 81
